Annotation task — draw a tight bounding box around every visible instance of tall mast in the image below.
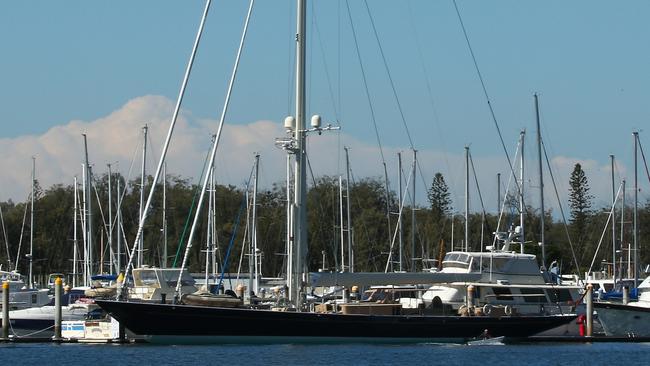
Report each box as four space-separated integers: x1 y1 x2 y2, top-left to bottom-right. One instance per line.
411 149 416 271
519 130 525 254
162 163 167 269
81 164 88 286
285 155 292 290
464 146 469 253
621 179 626 279
29 157 35 289
205 163 213 288
138 125 148 267
534 94 546 266
290 0 308 308
252 153 260 295
610 154 616 286
339 176 345 271
107 163 114 275
73 176 78 288
398 152 403 271
345 147 353 273
497 173 501 214
633 131 639 288
116 176 122 274
83 134 93 280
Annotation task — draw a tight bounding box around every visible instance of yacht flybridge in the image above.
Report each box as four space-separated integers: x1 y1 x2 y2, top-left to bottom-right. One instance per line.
423 249 580 316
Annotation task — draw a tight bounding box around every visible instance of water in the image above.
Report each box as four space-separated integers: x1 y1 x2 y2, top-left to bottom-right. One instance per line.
2 342 648 366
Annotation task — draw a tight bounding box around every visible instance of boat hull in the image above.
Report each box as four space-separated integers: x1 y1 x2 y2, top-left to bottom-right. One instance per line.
594 302 650 337
97 300 576 343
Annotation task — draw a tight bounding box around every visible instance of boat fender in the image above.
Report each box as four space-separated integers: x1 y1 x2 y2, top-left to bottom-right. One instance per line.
482 304 492 316
504 305 512 316
458 304 469 316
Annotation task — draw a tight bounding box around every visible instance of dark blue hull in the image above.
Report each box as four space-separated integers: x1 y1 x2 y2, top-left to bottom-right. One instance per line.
97 300 576 343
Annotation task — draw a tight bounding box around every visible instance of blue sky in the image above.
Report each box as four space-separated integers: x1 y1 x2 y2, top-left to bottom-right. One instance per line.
1 1 649 212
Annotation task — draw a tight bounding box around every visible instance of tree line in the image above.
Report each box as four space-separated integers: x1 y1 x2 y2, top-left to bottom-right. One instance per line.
0 163 648 285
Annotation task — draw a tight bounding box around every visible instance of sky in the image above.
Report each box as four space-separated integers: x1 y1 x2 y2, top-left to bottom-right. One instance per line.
1 0 649 216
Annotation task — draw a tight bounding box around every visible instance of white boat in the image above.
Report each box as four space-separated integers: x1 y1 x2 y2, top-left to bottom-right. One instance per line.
0 270 51 311
594 276 650 337
3 301 98 338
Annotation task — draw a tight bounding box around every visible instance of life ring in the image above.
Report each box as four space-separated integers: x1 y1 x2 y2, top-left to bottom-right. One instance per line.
482 304 493 316
504 305 512 316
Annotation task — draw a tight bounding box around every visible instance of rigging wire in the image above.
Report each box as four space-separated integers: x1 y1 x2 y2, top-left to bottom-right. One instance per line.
13 193 30 272
312 11 340 122
542 139 580 273
120 0 214 298
451 0 522 203
305 149 340 271
636 135 650 186
171 135 213 268
406 0 457 203
173 0 256 299
469 150 492 248
0 200 11 268
217 181 251 292
344 0 386 166
345 0 393 258
363 0 414 149
364 1 432 202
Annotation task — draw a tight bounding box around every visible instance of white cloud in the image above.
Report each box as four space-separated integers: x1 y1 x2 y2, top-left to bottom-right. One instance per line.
0 95 631 219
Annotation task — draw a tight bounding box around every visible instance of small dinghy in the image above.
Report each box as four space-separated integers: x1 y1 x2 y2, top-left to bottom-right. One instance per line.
466 329 505 346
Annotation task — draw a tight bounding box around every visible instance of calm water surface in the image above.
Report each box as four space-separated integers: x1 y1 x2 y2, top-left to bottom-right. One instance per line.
2 342 647 366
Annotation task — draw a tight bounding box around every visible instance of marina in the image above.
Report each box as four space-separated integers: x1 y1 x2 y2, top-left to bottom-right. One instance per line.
2 1 650 361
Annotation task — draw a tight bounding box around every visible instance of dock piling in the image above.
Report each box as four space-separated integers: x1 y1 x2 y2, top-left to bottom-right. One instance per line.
585 284 593 337
53 277 62 340
2 281 8 339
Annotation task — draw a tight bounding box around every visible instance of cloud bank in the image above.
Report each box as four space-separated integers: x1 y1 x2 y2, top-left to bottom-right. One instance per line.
0 95 630 216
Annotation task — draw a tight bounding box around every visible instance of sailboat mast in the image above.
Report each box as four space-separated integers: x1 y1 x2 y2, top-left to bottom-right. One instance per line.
621 179 626 279
285 155 292 291
162 162 167 269
534 94 546 266
73 176 78 288
108 163 114 275
116 176 122 274
411 149 416 271
398 152 403 271
29 157 35 289
83 134 93 281
138 125 148 267
290 0 307 308
610 154 616 286
205 164 213 287
519 130 525 254
633 131 639 288
464 146 469 253
339 175 345 271
252 153 260 295
345 147 352 273
81 164 88 286
497 173 501 213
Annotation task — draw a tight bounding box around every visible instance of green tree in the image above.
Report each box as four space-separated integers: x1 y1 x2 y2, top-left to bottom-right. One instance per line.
568 163 593 265
427 172 452 268
427 173 452 222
